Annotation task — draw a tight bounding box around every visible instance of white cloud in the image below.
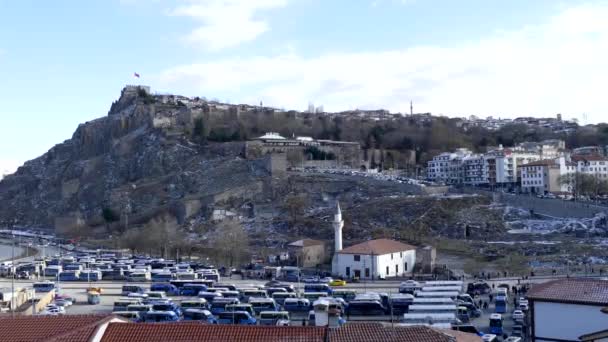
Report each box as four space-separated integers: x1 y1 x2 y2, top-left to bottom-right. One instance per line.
158 4 608 122
169 0 287 51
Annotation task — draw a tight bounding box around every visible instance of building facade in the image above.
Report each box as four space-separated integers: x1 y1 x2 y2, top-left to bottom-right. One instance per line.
528 278 608 342
427 140 565 188
520 158 575 194
331 239 416 279
330 204 416 279
245 133 361 168
572 155 608 179
288 239 327 268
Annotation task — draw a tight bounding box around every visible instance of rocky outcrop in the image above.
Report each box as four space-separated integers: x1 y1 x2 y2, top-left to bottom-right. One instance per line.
0 87 269 230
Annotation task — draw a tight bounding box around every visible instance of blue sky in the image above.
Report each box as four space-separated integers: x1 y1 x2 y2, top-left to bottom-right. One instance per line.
1 0 608 175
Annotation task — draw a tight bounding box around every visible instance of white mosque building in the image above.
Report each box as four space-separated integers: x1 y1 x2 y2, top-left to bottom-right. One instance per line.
331 203 417 280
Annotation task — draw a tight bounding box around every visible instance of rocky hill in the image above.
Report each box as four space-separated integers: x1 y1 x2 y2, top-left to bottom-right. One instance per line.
0 86 506 250
0 86 271 231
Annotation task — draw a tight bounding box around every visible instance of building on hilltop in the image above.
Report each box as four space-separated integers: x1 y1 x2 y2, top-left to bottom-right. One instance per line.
245 132 361 169
427 140 565 188
330 203 416 279
122 85 151 96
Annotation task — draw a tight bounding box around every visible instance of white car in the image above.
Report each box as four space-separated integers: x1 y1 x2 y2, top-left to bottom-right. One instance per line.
512 309 525 321
54 299 72 307
42 306 65 315
319 277 333 284
519 303 529 311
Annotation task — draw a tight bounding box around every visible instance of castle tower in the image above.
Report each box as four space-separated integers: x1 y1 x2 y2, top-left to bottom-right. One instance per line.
333 202 344 252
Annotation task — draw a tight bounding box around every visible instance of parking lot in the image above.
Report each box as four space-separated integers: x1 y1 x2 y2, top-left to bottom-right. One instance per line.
1 277 530 340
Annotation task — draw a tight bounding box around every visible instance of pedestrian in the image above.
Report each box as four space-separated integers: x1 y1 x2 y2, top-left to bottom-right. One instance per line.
489 293 494 302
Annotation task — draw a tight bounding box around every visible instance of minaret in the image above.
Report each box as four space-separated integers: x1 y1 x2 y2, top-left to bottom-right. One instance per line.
333 202 344 252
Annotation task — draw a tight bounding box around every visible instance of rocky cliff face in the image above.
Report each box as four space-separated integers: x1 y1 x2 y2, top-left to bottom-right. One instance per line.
0 87 270 230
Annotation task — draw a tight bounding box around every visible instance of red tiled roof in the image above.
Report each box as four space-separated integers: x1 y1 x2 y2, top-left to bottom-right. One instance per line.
329 323 454 342
571 154 608 162
338 239 416 255
100 323 327 342
527 278 608 305
0 314 115 342
435 329 482 342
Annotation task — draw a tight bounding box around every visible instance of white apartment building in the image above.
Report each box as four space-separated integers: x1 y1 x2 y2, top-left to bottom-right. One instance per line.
426 149 473 184
572 155 608 179
485 148 542 186
521 157 575 194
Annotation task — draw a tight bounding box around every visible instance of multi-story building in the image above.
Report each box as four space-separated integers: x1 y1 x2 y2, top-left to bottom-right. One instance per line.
426 149 473 183
521 157 575 194
573 146 605 156
484 148 542 188
462 154 486 185
571 155 608 179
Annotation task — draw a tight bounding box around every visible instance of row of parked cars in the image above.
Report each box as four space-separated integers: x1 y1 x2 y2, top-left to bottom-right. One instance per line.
113 278 468 325
113 280 346 325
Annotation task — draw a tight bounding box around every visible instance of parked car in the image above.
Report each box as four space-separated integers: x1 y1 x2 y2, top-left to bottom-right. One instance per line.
54 299 73 307
511 325 524 337
302 276 319 283
40 307 65 315
512 309 524 321
329 279 346 286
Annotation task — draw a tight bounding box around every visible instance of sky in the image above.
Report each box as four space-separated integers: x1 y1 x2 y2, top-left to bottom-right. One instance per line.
1 0 608 176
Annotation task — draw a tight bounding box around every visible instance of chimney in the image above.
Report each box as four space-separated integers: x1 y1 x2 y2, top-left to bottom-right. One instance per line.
333 202 343 252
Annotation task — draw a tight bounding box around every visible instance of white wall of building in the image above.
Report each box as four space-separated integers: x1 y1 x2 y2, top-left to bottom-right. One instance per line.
533 301 608 341
575 160 608 179
332 250 415 279
521 165 547 193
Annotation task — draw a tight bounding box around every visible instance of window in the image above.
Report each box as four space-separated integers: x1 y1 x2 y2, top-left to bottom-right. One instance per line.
404 262 408 271
391 254 393 260
395 265 399 274
364 268 370 278
354 255 360 262
400 252 403 258
345 267 350 277
386 266 389 275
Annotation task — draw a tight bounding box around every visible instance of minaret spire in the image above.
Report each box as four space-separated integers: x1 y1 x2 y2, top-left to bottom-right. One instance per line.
333 201 344 252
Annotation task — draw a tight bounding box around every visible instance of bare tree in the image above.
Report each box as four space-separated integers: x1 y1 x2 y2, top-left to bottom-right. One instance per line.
212 220 250 267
